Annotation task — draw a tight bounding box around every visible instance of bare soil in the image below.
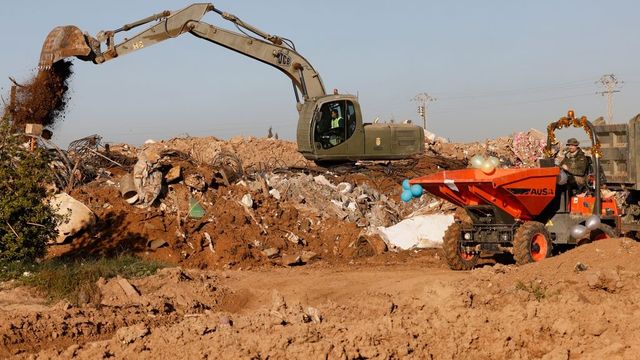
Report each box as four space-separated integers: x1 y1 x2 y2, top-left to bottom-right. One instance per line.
3 238 640 359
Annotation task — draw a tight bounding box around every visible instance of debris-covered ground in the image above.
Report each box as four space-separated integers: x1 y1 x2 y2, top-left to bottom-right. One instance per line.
40 133 473 269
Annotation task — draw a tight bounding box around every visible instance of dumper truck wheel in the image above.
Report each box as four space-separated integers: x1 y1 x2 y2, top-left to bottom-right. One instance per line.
589 224 618 241
513 221 552 265
442 223 478 270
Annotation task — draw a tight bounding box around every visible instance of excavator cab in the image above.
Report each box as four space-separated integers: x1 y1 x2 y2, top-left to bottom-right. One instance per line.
313 99 356 149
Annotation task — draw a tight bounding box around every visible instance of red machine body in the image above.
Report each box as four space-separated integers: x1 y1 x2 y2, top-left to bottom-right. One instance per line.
411 168 561 220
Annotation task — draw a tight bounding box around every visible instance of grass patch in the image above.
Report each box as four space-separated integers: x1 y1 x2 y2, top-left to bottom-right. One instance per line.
0 255 165 304
515 280 547 301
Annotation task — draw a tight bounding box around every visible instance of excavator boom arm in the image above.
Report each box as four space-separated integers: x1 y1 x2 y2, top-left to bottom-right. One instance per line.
39 3 326 100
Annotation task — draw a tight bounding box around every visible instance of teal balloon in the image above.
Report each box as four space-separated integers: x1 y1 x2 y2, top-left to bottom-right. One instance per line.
402 179 411 190
401 190 413 202
410 184 423 197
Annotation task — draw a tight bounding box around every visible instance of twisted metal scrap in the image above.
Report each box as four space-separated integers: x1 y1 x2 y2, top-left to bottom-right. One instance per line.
68 134 102 155
544 110 602 158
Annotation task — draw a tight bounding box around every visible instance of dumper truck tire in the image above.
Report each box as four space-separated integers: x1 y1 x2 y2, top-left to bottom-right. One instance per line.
442 223 478 270
513 221 552 265
589 224 618 241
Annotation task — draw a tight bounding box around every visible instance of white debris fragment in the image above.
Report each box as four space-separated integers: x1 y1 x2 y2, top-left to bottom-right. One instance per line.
240 194 254 208
336 182 353 194
49 193 96 244
378 214 455 250
269 188 281 200
313 175 334 188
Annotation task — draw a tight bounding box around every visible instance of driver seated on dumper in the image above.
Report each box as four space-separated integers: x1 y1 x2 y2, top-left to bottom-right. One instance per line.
329 109 345 145
559 137 590 193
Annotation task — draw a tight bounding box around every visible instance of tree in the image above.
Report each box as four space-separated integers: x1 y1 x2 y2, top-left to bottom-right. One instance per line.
0 119 58 262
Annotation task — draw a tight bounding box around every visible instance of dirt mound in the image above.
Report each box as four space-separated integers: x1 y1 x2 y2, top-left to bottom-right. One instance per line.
5 60 73 129
449 238 640 358
0 267 225 358
140 136 313 171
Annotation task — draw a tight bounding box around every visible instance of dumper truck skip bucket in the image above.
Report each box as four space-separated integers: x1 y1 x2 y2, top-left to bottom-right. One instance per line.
410 167 560 221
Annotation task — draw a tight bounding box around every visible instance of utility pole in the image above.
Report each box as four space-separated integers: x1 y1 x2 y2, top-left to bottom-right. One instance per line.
596 74 623 123
411 93 436 130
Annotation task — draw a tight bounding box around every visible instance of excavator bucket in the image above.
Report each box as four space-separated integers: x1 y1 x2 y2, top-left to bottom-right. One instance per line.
39 26 92 69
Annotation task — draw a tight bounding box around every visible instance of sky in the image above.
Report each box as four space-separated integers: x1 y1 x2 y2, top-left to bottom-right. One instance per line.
1 1 639 147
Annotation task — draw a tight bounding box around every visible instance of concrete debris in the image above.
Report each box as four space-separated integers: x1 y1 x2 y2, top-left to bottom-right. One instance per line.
117 276 141 298
218 315 233 327
261 247 280 259
511 129 547 167
424 129 449 144
165 166 182 183
313 175 334 188
378 214 455 250
285 232 304 245
268 188 281 200
132 151 163 207
240 194 253 208
281 254 303 266
116 324 150 345
49 192 96 244
204 232 215 253
574 262 589 272
336 182 353 194
300 251 318 263
147 239 168 250
267 173 401 233
303 307 322 324
424 128 547 168
185 174 207 192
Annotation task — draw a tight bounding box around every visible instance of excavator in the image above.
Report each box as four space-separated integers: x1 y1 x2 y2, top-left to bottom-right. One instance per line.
38 3 424 162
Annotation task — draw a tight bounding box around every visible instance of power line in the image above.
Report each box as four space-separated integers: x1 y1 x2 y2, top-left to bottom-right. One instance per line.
596 74 623 123
431 92 593 115
437 78 596 100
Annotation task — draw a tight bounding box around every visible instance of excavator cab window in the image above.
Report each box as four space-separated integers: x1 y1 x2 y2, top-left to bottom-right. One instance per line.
314 100 357 149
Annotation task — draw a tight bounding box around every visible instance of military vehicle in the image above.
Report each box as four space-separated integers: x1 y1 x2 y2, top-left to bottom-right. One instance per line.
38 3 424 162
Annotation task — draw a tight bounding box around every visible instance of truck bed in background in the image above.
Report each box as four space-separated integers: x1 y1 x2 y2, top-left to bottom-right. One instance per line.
595 114 640 189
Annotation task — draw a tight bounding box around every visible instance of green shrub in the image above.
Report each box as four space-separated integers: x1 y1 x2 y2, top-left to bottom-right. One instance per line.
0 120 58 262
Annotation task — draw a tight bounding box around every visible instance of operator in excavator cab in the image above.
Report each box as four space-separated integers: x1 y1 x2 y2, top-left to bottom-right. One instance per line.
329 109 345 145
560 137 590 192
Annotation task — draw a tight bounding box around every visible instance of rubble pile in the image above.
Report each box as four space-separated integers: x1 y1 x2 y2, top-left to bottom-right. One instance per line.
56 140 405 269
43 123 562 264
267 173 400 229
426 128 548 168
142 136 313 172
48 127 556 262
